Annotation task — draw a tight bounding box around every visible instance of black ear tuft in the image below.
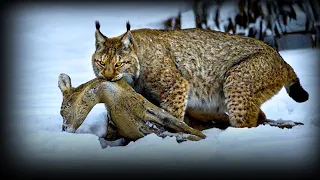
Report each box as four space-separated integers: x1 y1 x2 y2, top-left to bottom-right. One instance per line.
126 21 131 31
95 21 100 30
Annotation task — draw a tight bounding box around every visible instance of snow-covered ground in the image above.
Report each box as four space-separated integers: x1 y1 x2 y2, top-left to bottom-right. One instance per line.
10 2 319 175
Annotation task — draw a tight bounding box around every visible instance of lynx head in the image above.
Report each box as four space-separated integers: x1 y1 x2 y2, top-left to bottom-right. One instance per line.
92 21 140 85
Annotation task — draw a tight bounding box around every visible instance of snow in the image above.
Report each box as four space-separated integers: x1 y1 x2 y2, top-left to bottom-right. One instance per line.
11 2 319 174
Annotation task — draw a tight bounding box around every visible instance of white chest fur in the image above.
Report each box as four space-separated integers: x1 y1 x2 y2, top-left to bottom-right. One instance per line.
187 90 227 114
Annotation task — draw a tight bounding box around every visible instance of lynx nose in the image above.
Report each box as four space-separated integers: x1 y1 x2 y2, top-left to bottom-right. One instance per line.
103 74 114 81
102 68 115 81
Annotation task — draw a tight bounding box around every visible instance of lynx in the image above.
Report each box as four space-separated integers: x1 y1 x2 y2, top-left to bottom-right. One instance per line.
58 73 206 142
91 21 309 128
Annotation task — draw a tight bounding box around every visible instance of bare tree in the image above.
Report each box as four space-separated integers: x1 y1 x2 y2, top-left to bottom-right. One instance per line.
163 0 319 50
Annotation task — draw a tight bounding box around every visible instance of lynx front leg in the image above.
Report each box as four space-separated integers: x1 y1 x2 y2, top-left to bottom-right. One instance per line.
160 76 190 121
143 56 190 121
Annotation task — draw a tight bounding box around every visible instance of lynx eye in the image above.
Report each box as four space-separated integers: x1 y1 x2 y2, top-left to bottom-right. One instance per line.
96 60 105 67
115 61 123 68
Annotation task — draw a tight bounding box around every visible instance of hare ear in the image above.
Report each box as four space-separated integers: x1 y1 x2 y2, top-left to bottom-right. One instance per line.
58 73 72 94
95 21 107 50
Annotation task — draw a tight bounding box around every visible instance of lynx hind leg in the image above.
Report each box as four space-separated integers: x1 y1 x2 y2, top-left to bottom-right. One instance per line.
160 76 190 121
224 82 260 128
257 109 267 124
224 54 285 128
224 85 278 128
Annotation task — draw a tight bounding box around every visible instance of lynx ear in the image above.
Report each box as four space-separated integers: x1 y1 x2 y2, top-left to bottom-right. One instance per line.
121 32 132 48
95 21 107 49
121 21 137 51
58 73 72 94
